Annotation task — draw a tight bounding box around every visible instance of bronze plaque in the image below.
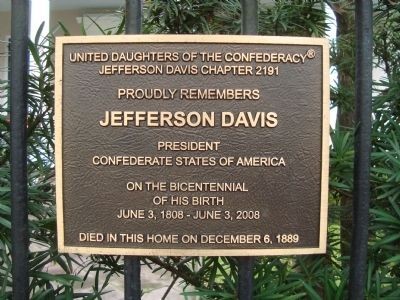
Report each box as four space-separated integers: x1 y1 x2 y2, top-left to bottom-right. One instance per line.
55 35 329 256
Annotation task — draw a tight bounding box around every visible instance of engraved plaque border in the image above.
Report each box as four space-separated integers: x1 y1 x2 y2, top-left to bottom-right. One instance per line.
55 35 329 256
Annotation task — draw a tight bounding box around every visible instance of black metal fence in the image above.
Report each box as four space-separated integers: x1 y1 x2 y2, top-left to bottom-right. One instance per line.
10 0 30 299
10 0 373 299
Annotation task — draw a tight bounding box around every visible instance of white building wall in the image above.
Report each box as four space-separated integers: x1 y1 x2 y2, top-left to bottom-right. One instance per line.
0 12 11 83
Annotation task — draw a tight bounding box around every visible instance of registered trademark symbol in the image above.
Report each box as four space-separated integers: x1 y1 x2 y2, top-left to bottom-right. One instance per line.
306 49 316 59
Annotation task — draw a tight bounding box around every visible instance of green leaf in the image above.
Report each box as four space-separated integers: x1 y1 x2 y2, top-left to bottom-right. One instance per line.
31 271 82 286
85 15 107 35
57 21 71 35
80 19 87 35
0 187 11 193
34 22 45 45
384 255 400 265
373 233 400 252
302 282 322 300
0 217 11 229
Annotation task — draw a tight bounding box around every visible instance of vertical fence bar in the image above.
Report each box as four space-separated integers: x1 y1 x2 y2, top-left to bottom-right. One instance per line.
349 1 373 299
126 0 142 34
238 1 258 299
7 39 11 107
10 0 30 299
124 1 142 299
237 257 255 300
241 0 258 35
124 256 141 300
